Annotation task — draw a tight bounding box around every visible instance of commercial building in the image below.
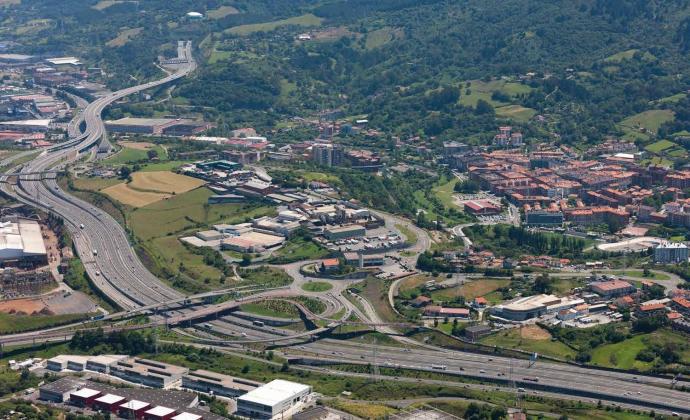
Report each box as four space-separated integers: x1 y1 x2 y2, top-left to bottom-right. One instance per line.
0 219 48 263
181 369 259 398
491 294 583 321
38 377 83 402
86 355 128 373
654 241 689 264
237 379 312 420
0 119 51 132
464 200 501 215
70 388 102 407
110 358 189 389
119 400 151 419
589 280 636 298
94 394 127 413
323 224 366 240
105 117 211 136
144 406 177 420
464 324 493 341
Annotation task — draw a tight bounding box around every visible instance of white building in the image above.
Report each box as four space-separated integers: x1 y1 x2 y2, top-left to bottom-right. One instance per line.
654 241 689 264
0 219 47 262
237 379 311 420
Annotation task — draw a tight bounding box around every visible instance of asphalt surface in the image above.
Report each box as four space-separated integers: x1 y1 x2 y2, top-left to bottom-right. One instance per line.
1 42 196 309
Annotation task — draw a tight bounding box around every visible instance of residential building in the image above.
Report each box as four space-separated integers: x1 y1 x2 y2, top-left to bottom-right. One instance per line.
311 143 343 167
654 241 689 264
423 306 470 318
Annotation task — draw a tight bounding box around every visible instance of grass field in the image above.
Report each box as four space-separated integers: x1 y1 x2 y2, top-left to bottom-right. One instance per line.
495 104 537 122
129 187 275 240
653 92 687 104
267 236 329 264
302 281 333 292
459 79 532 107
644 139 676 153
240 301 299 319
395 223 418 245
72 177 121 191
106 27 142 47
608 270 670 280
604 49 656 62
0 312 91 334
590 329 689 370
481 326 577 359
102 183 169 207
103 143 167 165
364 27 402 50
430 278 510 302
432 177 459 209
618 109 675 135
128 171 205 194
207 5 239 19
226 13 322 35
327 400 397 418
147 235 225 284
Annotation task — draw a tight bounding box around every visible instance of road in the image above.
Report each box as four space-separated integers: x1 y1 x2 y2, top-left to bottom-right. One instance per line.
1 41 196 309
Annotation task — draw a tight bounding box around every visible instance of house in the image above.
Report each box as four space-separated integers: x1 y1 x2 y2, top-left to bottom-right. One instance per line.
473 297 488 308
671 297 690 315
410 296 432 308
319 258 340 273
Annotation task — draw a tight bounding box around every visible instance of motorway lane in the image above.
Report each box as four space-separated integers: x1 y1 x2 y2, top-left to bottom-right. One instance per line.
289 339 690 413
6 42 196 309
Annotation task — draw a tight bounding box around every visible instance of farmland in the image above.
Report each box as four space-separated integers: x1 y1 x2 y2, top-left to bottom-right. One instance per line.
225 14 323 35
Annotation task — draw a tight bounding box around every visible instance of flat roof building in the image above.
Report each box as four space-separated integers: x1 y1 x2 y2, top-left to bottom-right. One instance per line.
181 369 259 398
590 280 636 298
323 224 366 240
237 379 311 420
39 377 82 402
144 406 177 420
0 219 48 262
94 393 126 413
70 388 102 407
491 294 575 321
110 358 189 389
119 400 151 420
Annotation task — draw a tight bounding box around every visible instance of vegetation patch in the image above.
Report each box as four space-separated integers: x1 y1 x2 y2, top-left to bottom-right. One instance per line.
495 104 537 122
302 281 333 292
645 139 676 153
618 109 675 135
102 182 169 207
364 27 402 50
430 278 510 302
207 5 240 19
226 14 323 35
128 171 205 195
106 27 143 47
604 49 656 63
481 326 577 359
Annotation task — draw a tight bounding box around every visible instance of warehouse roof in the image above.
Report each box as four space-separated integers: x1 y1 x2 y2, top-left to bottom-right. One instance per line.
120 400 149 411
145 406 176 417
238 379 310 407
71 388 100 399
95 394 125 405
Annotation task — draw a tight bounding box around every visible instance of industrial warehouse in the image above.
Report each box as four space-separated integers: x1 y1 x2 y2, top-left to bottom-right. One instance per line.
39 354 313 419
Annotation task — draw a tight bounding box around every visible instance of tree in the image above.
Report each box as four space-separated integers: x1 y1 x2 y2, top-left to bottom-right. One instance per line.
119 166 131 180
475 99 495 116
146 149 159 160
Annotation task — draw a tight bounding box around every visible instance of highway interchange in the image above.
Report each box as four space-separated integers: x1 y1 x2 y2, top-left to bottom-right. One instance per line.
0 41 688 416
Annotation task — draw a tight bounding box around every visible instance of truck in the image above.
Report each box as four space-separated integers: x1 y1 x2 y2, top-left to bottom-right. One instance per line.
431 364 447 370
79 224 84 229
522 376 539 382
92 249 98 256
252 320 265 327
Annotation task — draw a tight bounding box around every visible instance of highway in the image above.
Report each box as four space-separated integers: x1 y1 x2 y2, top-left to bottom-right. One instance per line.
1 41 196 309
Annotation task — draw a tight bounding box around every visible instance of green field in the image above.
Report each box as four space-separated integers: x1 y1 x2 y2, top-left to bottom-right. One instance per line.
147 235 225 284
395 223 418 246
495 104 537 122
481 327 577 359
618 109 675 135
267 236 329 264
72 177 121 191
645 139 676 153
604 49 656 63
459 79 533 107
137 160 194 172
0 312 91 335
240 301 299 319
431 177 459 209
302 281 333 292
364 27 401 50
129 187 275 240
103 144 167 165
226 13 322 35
430 278 510 302
207 5 239 19
590 329 689 370
608 270 670 280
